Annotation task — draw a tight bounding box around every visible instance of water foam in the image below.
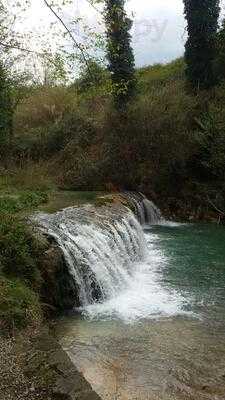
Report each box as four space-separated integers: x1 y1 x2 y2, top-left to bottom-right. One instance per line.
34 195 186 321
82 232 185 322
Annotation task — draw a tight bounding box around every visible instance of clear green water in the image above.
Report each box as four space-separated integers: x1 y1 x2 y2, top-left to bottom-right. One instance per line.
149 224 225 324
56 223 225 400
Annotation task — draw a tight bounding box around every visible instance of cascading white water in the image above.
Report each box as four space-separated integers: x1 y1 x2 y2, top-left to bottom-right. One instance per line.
35 203 147 305
34 195 184 320
123 192 164 225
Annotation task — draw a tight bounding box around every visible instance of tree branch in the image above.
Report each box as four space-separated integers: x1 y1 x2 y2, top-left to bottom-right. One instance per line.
85 0 103 15
206 195 225 216
43 0 92 76
0 40 59 68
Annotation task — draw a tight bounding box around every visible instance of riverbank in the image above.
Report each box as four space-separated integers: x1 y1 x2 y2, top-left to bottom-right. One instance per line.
0 185 223 332
0 184 224 399
0 187 102 334
0 325 101 400
159 194 225 224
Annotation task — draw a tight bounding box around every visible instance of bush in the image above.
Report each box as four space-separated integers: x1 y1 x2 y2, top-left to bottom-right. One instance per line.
58 154 106 190
76 60 110 94
137 58 185 93
99 80 200 193
0 61 13 153
7 58 225 200
15 86 77 135
188 84 225 182
49 109 108 189
0 214 42 288
0 277 41 332
0 191 48 214
2 163 54 192
44 112 97 156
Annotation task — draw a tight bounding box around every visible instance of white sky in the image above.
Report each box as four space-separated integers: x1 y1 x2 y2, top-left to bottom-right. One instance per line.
18 0 225 68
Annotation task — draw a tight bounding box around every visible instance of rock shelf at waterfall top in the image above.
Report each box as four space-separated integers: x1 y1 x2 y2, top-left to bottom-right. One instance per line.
33 194 187 322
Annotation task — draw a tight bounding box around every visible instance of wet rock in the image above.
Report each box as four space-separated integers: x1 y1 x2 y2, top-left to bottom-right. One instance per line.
39 238 80 311
34 329 102 400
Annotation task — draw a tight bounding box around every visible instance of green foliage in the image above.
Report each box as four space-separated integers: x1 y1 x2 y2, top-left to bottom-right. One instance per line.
77 60 110 93
0 277 41 332
184 0 220 90
4 57 225 200
0 61 13 151
191 87 225 181
137 58 185 92
105 0 136 107
19 191 48 208
52 113 106 189
0 214 42 287
45 112 96 155
59 154 106 190
102 80 200 192
0 164 55 192
0 191 48 214
42 53 68 86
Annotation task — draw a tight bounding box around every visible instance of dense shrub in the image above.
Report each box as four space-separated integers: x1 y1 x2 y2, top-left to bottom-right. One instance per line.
0 61 13 153
0 277 41 332
45 113 97 156
54 120 107 189
100 81 200 192
15 86 77 134
137 58 185 92
9 58 225 199
0 164 54 192
0 191 48 214
0 214 42 288
190 100 225 181
76 60 110 94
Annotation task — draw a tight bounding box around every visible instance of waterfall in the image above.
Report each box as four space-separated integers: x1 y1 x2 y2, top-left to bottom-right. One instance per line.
122 192 164 225
34 194 166 311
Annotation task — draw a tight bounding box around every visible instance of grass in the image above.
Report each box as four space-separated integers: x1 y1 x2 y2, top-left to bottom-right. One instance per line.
0 191 48 214
40 190 102 213
0 162 55 192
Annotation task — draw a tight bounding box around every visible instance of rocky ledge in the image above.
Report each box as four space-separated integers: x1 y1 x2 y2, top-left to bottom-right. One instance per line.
0 326 101 400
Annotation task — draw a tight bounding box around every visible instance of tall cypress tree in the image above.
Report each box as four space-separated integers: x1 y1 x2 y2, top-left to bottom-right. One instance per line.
105 0 136 108
184 0 220 90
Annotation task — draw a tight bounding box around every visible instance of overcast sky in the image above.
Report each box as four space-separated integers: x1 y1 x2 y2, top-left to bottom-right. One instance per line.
22 0 225 68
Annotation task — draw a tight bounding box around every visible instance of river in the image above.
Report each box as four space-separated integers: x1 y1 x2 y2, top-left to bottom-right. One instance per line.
55 222 225 400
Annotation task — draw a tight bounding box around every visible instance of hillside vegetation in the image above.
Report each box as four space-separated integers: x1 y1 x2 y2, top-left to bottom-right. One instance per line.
1 57 225 333
3 58 225 217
